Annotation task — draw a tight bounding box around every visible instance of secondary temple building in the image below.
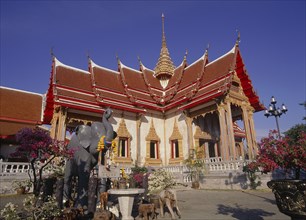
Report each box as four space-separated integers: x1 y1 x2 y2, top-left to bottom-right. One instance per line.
43 16 264 166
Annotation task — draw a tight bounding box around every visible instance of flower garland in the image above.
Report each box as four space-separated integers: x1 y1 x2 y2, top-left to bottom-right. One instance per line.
97 136 106 151
97 135 117 168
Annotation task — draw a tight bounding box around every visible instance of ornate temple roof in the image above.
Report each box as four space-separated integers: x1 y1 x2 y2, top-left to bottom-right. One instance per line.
43 17 264 124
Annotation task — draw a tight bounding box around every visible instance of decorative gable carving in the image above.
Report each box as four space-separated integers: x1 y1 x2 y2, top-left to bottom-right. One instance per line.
145 119 160 141
116 118 131 138
169 119 182 140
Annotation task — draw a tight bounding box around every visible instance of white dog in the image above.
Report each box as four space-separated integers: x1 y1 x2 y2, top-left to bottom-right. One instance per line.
159 189 181 219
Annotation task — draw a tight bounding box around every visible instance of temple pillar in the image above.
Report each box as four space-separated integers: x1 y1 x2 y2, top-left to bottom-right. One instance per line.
217 104 229 161
57 107 67 141
205 142 209 159
225 101 236 160
242 103 254 159
248 111 258 156
184 113 194 157
136 113 142 166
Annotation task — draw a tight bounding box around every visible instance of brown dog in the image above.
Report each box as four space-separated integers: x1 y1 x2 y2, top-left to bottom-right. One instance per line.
93 209 116 220
138 203 157 220
100 191 109 210
159 189 181 219
54 207 80 220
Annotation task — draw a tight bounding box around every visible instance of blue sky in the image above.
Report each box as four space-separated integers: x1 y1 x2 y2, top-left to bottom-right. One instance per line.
1 1 305 140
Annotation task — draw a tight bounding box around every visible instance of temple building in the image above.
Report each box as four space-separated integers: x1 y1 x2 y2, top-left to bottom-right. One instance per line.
43 15 264 166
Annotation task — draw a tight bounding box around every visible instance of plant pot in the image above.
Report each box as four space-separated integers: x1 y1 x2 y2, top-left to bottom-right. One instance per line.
129 179 137 188
119 179 127 189
192 181 200 189
16 187 26 194
267 179 306 220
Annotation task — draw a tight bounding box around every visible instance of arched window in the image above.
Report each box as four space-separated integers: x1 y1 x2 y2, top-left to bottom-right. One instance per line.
114 118 132 164
169 119 183 164
145 119 162 165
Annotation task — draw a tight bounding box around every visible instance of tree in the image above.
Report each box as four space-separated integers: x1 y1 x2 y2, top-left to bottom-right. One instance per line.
244 128 306 180
284 124 306 145
12 127 73 197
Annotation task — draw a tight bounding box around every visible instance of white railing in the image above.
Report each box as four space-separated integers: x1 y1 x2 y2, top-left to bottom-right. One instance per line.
0 159 248 180
0 160 32 177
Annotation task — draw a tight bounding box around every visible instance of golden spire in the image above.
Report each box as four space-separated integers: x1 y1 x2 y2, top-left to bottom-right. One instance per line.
154 13 175 80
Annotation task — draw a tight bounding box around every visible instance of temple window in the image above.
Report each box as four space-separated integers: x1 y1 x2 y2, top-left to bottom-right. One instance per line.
114 118 132 164
118 137 128 158
149 141 159 159
171 139 179 158
145 119 162 165
169 119 183 164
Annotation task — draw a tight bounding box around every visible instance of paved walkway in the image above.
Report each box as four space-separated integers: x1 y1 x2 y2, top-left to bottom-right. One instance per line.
0 188 290 220
172 188 290 220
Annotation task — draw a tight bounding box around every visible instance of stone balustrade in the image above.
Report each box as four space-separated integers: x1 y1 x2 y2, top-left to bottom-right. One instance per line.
0 158 248 181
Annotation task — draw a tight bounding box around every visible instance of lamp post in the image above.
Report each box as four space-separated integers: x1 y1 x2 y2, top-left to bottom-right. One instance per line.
264 96 288 138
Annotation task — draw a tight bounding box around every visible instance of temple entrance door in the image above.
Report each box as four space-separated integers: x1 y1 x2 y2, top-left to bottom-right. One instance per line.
198 139 206 158
208 141 216 158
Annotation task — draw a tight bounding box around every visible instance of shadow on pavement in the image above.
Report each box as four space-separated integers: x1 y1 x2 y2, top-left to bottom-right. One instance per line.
217 203 277 220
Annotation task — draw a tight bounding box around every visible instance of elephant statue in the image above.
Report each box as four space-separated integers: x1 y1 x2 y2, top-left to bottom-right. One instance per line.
63 108 116 208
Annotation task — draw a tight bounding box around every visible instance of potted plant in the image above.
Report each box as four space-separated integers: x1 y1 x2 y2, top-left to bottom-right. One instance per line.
245 127 306 220
12 179 31 194
129 165 148 188
184 148 205 189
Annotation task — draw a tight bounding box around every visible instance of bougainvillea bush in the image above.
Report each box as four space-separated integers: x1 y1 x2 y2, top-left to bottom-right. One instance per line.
11 127 74 196
245 129 306 180
130 165 148 188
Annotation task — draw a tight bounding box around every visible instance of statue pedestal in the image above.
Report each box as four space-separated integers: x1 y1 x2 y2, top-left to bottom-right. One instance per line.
108 188 145 220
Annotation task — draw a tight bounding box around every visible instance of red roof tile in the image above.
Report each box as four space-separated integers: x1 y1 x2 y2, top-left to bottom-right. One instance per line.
0 87 43 136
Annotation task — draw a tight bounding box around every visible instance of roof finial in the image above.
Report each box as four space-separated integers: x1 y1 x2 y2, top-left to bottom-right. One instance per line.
206 43 210 53
50 47 55 58
137 56 143 67
184 49 188 60
116 53 120 65
162 13 166 48
86 50 91 60
236 29 241 45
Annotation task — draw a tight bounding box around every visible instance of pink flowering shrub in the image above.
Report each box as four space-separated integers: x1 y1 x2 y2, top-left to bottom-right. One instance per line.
245 129 306 180
12 127 74 196
130 166 148 188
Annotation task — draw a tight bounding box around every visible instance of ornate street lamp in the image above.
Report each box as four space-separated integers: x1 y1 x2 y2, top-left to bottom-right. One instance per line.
264 96 288 138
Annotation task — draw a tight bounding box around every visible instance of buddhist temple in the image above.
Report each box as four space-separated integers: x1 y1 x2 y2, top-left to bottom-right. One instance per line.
43 15 264 166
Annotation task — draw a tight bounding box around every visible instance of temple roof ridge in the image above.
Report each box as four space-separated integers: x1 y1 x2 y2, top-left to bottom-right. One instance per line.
185 51 207 70
54 57 89 74
206 45 236 67
0 86 43 97
119 61 142 74
90 59 120 75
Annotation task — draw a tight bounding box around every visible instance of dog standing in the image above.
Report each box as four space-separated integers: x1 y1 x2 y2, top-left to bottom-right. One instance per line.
159 189 181 219
138 203 157 220
100 192 109 210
